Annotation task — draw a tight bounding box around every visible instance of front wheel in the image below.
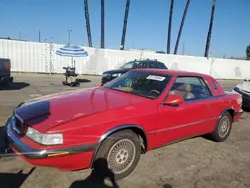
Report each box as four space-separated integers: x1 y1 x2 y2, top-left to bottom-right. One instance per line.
93 129 141 180
208 111 233 142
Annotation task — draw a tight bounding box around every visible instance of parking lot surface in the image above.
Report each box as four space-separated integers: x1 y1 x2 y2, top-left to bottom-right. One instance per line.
0 73 249 188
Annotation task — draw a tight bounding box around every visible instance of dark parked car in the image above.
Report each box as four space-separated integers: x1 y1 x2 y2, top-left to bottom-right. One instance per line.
232 79 250 109
101 59 168 85
0 58 13 86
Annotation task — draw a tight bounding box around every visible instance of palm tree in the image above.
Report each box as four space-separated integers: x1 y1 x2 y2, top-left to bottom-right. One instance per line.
204 0 217 57
84 0 92 47
101 0 105 48
120 0 131 50
246 45 250 60
174 0 191 54
167 0 175 54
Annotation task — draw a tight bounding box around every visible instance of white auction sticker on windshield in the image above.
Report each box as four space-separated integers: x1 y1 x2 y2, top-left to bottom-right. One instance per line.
146 75 166 81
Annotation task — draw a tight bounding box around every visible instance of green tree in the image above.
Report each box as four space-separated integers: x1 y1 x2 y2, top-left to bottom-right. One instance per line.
246 45 250 60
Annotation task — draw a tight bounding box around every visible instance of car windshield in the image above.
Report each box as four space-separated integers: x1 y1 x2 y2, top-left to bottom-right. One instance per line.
104 71 172 99
120 61 140 69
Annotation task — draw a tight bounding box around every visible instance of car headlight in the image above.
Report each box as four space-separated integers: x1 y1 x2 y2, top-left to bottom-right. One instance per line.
26 127 63 145
112 73 121 77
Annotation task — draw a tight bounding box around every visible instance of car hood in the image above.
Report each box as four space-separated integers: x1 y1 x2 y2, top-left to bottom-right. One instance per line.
235 81 250 92
15 87 149 132
102 68 131 75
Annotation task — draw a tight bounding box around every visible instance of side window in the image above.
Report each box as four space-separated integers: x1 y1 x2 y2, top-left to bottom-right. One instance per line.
148 61 157 68
157 63 167 69
212 81 217 89
137 62 147 68
169 76 212 100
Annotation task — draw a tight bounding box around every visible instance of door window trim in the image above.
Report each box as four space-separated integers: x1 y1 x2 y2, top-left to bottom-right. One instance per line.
161 75 221 104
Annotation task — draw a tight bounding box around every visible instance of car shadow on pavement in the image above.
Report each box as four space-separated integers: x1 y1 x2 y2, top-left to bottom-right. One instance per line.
0 82 30 90
242 107 250 113
0 126 8 154
162 183 173 188
75 78 91 83
69 158 119 188
0 167 36 188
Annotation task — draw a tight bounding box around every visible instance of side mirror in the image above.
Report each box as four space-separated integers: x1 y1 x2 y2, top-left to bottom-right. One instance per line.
164 94 184 106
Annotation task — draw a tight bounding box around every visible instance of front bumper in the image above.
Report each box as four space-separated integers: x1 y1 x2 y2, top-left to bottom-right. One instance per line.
7 125 96 159
242 96 250 108
6 121 97 171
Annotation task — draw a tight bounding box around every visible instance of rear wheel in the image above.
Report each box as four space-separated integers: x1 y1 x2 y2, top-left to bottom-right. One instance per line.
93 129 141 180
208 111 233 142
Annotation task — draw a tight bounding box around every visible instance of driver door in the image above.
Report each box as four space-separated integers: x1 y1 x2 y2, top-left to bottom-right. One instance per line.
151 76 216 147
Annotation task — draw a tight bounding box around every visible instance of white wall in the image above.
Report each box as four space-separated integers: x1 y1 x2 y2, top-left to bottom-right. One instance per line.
0 39 249 79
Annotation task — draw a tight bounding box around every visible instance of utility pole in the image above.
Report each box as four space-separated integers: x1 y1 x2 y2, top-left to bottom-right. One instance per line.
39 30 41 42
174 0 191 54
84 0 92 47
19 31 22 40
101 0 105 48
167 0 174 54
68 29 72 46
120 0 130 50
204 0 217 57
182 42 185 55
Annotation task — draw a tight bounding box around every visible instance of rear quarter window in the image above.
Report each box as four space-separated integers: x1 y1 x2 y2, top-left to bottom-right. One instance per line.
212 81 218 89
157 63 167 69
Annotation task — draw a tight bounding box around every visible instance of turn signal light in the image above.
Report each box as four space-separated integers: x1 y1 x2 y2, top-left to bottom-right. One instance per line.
47 152 69 157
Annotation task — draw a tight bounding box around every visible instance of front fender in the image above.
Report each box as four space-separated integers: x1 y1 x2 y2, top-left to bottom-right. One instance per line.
89 124 148 168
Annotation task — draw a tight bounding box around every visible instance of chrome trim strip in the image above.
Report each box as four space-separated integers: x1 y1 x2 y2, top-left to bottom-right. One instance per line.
90 124 147 168
183 94 227 103
149 117 218 134
7 123 96 159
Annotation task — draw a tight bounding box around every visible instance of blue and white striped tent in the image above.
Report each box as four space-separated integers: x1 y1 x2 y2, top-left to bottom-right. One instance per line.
56 45 88 57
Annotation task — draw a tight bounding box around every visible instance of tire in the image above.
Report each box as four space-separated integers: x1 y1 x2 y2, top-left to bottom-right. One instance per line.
208 111 233 142
93 129 141 180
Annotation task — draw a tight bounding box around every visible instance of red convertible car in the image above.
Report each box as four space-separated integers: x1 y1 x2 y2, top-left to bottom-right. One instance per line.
5 69 243 180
